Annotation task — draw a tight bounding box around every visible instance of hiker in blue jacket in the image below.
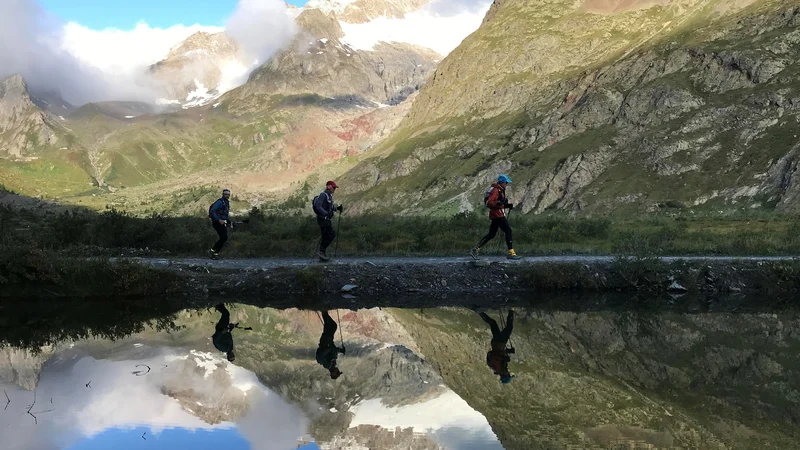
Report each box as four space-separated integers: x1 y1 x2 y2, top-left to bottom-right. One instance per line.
208 189 231 259
212 304 236 362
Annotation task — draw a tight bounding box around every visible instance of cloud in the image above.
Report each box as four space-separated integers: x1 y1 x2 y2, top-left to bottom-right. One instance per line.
0 348 309 450
338 0 492 56
0 0 296 106
62 22 223 75
225 0 299 66
427 0 493 17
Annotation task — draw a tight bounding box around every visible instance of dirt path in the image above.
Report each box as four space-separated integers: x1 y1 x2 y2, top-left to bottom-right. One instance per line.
102 254 800 302
129 255 799 270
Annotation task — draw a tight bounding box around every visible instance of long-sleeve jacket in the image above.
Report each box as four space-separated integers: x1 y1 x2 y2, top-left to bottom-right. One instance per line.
209 197 230 221
316 341 342 369
313 190 335 219
486 183 508 219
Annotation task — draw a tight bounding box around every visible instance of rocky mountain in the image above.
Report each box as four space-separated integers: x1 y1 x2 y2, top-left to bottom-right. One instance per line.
0 305 494 448
391 307 800 450
2 304 797 449
0 75 59 159
243 9 440 106
160 352 251 425
335 0 800 216
149 32 241 107
0 346 56 391
0 0 444 210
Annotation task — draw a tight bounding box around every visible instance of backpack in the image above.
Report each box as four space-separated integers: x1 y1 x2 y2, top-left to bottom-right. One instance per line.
209 199 223 219
312 192 331 217
483 187 494 207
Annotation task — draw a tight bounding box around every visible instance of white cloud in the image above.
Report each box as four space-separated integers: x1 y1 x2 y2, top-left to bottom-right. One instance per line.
338 0 492 56
61 22 222 74
225 0 299 67
0 0 296 106
0 348 309 450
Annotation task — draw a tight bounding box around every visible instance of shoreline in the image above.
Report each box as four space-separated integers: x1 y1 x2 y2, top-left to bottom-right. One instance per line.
5 256 800 300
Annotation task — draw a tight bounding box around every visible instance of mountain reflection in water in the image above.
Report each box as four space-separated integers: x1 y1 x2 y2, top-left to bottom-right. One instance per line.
0 297 798 450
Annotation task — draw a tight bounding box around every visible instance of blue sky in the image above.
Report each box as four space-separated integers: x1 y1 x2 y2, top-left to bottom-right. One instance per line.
39 0 308 29
66 426 320 450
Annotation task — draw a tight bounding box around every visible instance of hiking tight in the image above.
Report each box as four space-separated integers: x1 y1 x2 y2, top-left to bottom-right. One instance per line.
480 311 514 344
212 221 228 252
320 311 338 345
477 217 512 250
317 217 336 252
215 305 231 334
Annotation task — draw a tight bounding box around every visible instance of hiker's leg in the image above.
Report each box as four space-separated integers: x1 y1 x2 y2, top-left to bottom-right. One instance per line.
212 222 228 252
215 305 230 333
498 310 514 342
325 222 337 250
319 219 335 252
321 311 338 338
479 312 501 336
498 218 513 250
477 219 500 248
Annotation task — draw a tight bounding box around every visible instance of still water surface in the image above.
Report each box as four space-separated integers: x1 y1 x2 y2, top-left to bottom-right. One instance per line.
1 296 798 450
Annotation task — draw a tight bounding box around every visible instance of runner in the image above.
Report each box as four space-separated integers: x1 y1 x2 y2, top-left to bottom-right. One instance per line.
471 175 521 260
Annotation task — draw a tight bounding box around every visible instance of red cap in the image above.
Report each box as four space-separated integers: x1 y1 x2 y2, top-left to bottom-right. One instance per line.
326 181 338 189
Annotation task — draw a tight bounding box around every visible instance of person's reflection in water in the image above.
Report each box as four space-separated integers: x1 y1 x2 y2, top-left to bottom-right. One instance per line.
479 308 515 384
316 311 345 379
212 304 236 362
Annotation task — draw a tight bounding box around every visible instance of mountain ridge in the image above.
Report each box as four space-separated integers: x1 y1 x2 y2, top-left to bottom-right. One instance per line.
333 0 800 216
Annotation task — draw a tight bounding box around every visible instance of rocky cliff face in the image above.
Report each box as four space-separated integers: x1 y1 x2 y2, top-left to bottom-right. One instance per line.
245 9 440 106
0 346 55 391
337 0 800 216
0 75 58 159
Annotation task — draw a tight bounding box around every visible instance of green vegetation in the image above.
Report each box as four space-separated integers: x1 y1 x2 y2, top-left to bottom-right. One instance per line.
0 298 184 352
4 187 800 259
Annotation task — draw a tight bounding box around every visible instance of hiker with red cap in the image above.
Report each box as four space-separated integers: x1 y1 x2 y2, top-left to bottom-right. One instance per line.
313 181 343 261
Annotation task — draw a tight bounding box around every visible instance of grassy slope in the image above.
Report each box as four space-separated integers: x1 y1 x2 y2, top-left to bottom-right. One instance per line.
336 0 800 217
392 307 800 450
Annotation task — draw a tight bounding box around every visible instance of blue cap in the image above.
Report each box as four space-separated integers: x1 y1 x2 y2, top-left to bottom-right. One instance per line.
498 174 512 184
500 374 514 384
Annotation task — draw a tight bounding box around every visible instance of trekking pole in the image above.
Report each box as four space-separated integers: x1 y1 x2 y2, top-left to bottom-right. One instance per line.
333 210 343 258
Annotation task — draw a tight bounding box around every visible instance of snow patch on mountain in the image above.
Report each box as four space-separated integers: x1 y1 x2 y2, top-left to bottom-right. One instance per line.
339 4 490 56
350 390 503 448
305 0 359 15
183 80 217 109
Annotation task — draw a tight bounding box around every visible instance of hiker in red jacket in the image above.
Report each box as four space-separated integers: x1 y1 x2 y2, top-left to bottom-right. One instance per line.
471 174 521 260
479 309 515 384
